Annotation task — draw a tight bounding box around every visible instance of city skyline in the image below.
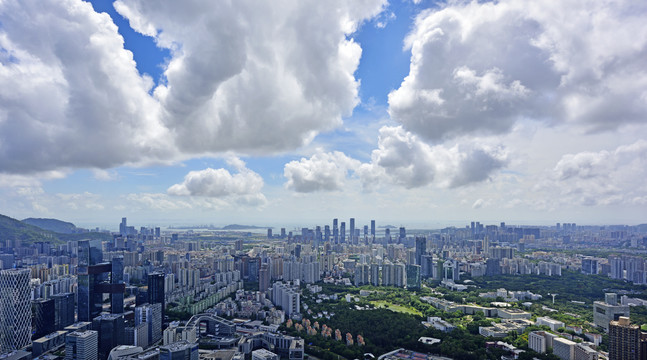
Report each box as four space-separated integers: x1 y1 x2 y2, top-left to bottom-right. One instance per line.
1 0 646 227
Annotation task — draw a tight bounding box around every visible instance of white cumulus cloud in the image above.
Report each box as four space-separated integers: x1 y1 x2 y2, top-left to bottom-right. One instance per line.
284 151 361 193
0 0 386 175
357 126 508 190
167 158 266 206
389 0 647 141
538 140 647 207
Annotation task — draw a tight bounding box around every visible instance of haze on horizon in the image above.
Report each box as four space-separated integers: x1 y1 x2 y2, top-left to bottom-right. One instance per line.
0 0 646 227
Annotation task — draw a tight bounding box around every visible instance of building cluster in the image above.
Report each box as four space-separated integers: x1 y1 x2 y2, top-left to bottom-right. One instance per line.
2 215 647 360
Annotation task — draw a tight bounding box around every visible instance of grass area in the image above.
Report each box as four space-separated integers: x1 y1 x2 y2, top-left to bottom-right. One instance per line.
370 300 423 316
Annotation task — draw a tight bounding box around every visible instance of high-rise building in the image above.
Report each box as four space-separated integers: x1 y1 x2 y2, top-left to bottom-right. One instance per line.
66 330 99 360
406 265 420 289
324 225 330 243
52 292 76 330
135 303 162 344
370 220 376 238
0 268 32 353
119 218 127 237
78 240 124 322
415 237 426 266
271 282 300 316
32 298 55 340
259 264 270 293
92 313 125 360
609 317 640 360
148 272 165 322
340 222 346 243
111 256 124 314
349 218 355 243
398 227 406 243
370 264 380 286
332 219 339 244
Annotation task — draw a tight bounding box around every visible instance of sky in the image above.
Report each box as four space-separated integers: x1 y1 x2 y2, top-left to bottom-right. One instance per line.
0 0 646 230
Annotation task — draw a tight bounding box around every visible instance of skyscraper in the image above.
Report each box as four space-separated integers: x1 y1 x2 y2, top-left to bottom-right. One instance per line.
119 218 127 236
92 314 125 360
340 222 346 243
32 298 55 339
111 256 124 314
370 220 376 238
78 240 125 322
399 227 406 243
609 317 640 360
259 264 270 293
349 218 355 243
148 272 165 322
135 303 162 344
52 292 75 330
332 218 339 244
0 268 32 353
415 237 426 266
78 240 104 322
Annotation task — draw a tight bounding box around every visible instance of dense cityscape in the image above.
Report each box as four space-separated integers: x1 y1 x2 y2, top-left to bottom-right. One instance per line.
1 0 646 360
0 214 646 360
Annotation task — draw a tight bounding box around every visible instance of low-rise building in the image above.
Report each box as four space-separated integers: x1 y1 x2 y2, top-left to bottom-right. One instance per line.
553 337 576 360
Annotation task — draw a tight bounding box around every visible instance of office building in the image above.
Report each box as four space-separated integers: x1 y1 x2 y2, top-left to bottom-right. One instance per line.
159 341 198 360
120 218 127 237
92 313 125 360
125 323 148 348
593 297 629 332
32 298 55 340
535 317 565 332
553 337 576 360
111 256 125 314
574 343 598 360
415 237 426 266
349 218 355 243
66 330 99 360
340 222 346 243
252 349 279 360
78 240 125 322
370 220 376 238
528 331 546 353
609 317 640 360
406 265 421 289
52 292 76 330
0 268 32 353
399 227 406 243
332 219 338 244
148 273 165 322
135 303 162 344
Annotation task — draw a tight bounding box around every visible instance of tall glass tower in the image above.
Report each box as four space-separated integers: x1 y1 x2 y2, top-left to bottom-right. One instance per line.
0 268 31 353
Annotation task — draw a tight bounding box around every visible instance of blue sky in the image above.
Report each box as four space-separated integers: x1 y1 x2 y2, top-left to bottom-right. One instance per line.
0 0 646 230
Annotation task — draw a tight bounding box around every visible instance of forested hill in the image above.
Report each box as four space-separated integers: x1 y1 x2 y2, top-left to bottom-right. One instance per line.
22 217 77 233
0 213 111 245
